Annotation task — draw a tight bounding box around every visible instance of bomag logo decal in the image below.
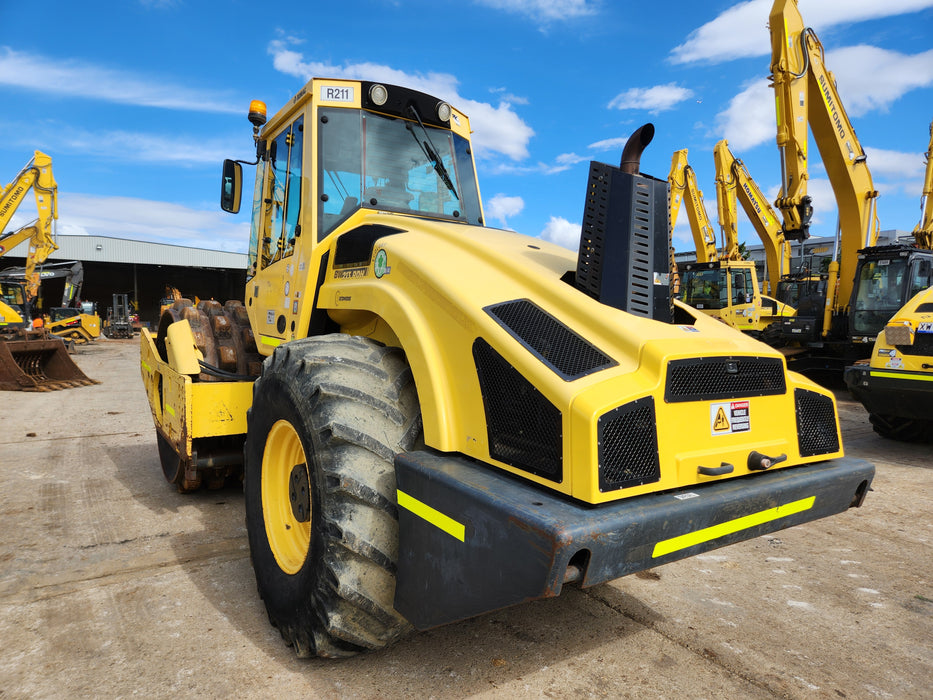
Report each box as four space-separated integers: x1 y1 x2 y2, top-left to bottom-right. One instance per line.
374 249 391 278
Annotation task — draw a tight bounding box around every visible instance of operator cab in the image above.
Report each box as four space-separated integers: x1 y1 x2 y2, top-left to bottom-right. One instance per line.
221 80 484 282
850 247 933 341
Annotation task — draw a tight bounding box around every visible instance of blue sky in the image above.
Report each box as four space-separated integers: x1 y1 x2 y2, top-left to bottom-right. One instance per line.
2 0 932 257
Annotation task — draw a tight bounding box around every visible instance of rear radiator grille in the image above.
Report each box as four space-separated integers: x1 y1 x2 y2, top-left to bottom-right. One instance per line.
598 397 660 491
486 299 616 380
795 388 840 457
666 356 786 403
473 338 563 481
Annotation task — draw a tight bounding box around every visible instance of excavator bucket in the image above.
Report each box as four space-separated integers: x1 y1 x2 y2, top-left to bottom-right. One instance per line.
0 337 99 391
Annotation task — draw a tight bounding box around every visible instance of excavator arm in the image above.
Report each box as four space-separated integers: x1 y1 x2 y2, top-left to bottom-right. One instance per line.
0 151 59 300
669 149 718 263
769 0 879 310
712 143 741 262
714 140 792 295
914 120 933 249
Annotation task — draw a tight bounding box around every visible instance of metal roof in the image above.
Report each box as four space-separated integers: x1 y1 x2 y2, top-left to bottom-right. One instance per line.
2 234 247 269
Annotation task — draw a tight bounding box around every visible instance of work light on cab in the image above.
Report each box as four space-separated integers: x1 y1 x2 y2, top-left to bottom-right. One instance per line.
369 84 388 106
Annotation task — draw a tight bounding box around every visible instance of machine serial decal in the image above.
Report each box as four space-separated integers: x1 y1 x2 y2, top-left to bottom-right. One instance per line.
710 400 750 435
396 489 465 542
320 85 354 102
652 496 816 558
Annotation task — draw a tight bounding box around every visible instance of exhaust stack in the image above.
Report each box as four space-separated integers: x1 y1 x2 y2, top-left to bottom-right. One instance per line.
574 124 673 322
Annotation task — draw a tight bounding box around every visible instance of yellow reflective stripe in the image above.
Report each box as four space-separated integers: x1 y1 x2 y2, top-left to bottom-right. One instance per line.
141 360 152 373
870 370 933 382
260 335 282 347
652 496 815 558
165 404 176 417
397 489 465 542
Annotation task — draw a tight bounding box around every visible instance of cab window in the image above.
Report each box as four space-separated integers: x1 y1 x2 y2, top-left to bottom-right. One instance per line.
262 116 304 267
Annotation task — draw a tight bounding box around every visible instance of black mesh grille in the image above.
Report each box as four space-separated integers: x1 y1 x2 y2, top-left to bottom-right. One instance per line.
896 333 933 356
486 299 616 380
795 388 840 457
598 397 660 491
665 356 786 403
473 338 563 481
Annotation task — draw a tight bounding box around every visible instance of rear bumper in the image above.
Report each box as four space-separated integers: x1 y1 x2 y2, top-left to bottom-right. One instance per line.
393 450 874 630
844 365 933 419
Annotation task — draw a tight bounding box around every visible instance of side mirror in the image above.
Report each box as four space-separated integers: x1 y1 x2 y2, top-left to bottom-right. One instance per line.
221 159 243 213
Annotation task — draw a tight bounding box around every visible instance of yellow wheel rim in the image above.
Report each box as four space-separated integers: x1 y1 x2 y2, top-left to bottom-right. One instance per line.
261 419 312 575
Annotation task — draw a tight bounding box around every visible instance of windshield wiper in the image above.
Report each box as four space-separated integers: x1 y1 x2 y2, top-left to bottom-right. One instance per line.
407 106 459 201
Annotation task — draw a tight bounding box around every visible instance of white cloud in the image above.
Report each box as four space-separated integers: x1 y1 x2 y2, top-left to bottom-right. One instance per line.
588 136 631 152
8 121 237 166
864 147 927 180
267 39 535 161
486 194 524 228
539 216 580 249
472 0 597 22
608 84 694 114
55 193 249 251
829 46 933 116
0 47 240 113
670 0 933 65
715 79 775 151
716 45 933 152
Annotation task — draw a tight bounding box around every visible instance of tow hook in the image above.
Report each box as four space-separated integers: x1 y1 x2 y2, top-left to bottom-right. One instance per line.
748 451 787 471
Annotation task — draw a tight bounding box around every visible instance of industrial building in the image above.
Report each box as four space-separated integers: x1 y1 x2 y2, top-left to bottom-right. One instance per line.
674 228 909 283
1 234 247 330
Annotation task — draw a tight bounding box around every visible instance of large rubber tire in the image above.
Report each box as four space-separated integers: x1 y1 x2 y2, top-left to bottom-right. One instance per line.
868 413 930 442
244 334 420 658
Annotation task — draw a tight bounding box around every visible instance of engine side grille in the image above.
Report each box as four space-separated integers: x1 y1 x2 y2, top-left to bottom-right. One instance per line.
473 338 563 481
795 388 840 457
896 333 933 356
598 397 661 491
665 356 786 403
486 299 616 380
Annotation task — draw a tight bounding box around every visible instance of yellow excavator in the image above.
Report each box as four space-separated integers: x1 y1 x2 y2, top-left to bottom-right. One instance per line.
0 151 97 391
0 261 102 344
140 78 872 658
843 122 933 439
769 0 933 370
913 120 933 250
712 140 796 337
844 285 933 441
670 149 791 337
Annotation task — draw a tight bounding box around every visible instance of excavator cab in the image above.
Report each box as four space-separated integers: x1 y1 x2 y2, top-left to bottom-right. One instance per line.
850 248 933 343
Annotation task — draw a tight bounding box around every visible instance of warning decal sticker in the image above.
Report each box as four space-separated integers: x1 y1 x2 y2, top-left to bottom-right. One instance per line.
710 400 750 435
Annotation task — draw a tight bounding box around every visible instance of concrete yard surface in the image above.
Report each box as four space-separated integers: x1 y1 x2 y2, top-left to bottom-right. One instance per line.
0 339 930 699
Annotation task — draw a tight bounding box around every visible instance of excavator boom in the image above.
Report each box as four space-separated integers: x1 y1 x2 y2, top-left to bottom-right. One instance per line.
669 149 718 263
770 0 880 310
1 151 60 299
714 140 792 296
914 121 933 249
